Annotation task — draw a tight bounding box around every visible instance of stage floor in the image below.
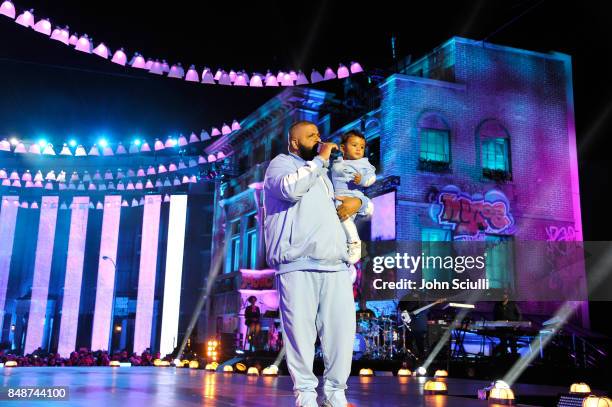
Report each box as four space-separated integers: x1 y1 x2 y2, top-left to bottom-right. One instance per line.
0 366 567 406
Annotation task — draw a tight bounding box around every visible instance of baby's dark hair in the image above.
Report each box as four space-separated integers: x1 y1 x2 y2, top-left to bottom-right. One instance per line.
341 130 366 146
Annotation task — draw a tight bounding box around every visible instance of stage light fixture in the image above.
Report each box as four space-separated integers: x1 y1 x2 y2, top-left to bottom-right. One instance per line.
161 60 170 73
416 367 427 376
9 137 18 146
0 0 16 19
189 361 199 369
223 365 234 373
38 139 47 147
75 34 92 53
583 396 612 407
201 68 215 84
397 368 411 377
115 143 127 154
4 360 17 367
15 9 34 27
221 123 231 135
218 72 231 85
93 42 109 59
249 74 263 87
280 73 293 86
50 26 69 45
168 63 185 79
323 67 337 80
111 49 127 66
350 61 363 73
33 18 51 35
130 53 146 69
109 361 120 367
570 383 591 394
68 139 77 147
165 137 176 148
310 69 324 83
359 368 374 377
98 138 108 147
337 63 349 79
247 367 259 376
262 365 279 376
234 72 248 86
296 71 309 85
75 145 87 156
478 380 515 405
133 138 142 146
265 73 278 87
434 370 448 378
148 60 163 75
43 144 55 155
424 380 448 395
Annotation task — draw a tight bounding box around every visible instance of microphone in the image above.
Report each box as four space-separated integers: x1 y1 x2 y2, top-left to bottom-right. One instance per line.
316 142 342 161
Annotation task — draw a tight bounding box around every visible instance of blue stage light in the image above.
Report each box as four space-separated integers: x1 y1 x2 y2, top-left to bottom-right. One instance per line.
38 139 48 147
68 139 77 147
98 138 108 147
134 138 142 146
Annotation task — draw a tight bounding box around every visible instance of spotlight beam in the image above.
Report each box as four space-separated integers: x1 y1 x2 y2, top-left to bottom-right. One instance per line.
502 242 612 386
503 301 578 386
421 291 483 371
175 238 227 359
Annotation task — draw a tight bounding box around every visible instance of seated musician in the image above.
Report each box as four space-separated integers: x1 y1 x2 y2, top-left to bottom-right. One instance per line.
493 290 522 355
355 296 376 319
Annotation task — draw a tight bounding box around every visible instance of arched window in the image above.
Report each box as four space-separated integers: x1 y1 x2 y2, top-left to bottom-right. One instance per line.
477 119 511 180
417 112 451 171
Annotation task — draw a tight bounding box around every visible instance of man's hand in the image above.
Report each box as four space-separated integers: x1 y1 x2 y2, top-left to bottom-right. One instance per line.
336 196 361 221
353 173 362 185
317 142 338 161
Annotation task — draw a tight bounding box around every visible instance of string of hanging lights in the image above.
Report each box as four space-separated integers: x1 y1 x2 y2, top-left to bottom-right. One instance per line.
0 121 241 158
0 1 364 87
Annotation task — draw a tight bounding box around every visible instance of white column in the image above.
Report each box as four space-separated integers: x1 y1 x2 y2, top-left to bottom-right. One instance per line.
57 196 90 357
24 196 59 354
159 195 188 357
91 195 122 351
0 196 19 326
133 195 162 354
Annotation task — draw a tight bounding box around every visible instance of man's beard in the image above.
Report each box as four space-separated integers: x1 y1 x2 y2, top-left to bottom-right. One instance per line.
297 143 318 161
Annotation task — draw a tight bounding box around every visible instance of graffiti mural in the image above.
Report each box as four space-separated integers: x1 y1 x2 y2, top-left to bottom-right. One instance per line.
545 225 580 242
429 185 515 238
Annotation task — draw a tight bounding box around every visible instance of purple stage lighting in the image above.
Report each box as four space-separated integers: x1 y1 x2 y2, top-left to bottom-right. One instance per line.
0 0 16 19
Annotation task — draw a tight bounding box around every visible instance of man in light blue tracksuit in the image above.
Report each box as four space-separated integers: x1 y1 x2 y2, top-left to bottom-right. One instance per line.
263 121 372 407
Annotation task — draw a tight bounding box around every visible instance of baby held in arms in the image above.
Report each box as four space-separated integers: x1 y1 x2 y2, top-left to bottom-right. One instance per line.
331 130 376 264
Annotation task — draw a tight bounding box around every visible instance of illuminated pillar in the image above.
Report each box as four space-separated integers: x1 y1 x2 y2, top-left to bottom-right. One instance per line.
133 195 162 354
0 196 19 327
91 195 122 351
57 196 90 357
159 195 188 357
24 196 59 354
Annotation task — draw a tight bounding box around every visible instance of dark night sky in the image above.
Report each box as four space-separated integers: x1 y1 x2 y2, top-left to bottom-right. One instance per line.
1 1 611 332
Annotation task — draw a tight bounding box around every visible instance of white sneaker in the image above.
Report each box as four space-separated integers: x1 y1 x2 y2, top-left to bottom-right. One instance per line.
320 391 350 407
347 241 362 264
296 391 318 407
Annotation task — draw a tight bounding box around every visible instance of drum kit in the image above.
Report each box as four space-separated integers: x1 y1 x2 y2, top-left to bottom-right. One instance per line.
353 312 415 360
